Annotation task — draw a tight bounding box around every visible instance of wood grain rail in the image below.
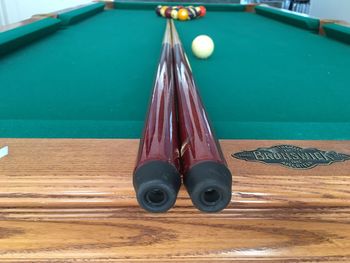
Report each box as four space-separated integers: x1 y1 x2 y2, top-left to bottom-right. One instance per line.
0 139 350 261
0 139 350 209
0 207 349 261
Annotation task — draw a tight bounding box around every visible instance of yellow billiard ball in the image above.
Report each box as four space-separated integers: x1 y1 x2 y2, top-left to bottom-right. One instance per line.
178 8 189 21
171 9 178 20
160 6 168 17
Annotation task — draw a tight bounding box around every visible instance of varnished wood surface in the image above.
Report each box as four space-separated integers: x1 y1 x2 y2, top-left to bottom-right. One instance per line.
0 207 350 261
1 139 350 209
0 2 106 33
0 139 350 261
319 19 350 35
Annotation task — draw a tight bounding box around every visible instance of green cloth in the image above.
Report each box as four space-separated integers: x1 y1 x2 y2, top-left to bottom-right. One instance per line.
0 18 61 56
0 6 349 139
174 11 350 139
255 5 320 31
323 23 350 45
0 9 163 138
58 2 105 26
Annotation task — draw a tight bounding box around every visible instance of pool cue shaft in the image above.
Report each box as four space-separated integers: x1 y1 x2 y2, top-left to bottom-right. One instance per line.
170 20 232 212
133 20 181 213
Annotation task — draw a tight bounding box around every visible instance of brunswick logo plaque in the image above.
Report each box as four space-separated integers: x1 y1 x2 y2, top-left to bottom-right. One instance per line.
232 145 350 169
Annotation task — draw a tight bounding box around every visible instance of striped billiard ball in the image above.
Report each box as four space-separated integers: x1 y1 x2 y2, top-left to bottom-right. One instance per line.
171 9 178 20
187 7 197 20
155 5 162 16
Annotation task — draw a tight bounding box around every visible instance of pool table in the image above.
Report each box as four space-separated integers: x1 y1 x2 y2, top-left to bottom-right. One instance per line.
1 1 350 139
1 1 350 261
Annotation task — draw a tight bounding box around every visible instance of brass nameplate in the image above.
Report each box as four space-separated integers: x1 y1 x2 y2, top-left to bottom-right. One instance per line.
232 145 350 169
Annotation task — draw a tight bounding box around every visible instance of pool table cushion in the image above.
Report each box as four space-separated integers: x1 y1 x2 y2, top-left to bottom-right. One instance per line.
114 2 245 12
198 4 245 12
0 18 61 56
58 2 105 26
255 5 320 31
323 23 350 45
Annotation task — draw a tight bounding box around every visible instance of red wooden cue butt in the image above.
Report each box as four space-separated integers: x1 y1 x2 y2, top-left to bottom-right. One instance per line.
133 20 181 213
171 20 232 212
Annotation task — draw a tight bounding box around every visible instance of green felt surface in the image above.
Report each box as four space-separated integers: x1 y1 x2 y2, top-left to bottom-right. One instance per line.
0 9 163 138
323 23 350 45
174 11 350 139
0 5 349 139
0 18 61 56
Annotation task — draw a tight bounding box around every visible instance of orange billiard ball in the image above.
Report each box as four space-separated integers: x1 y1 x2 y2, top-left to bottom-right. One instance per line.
178 8 189 21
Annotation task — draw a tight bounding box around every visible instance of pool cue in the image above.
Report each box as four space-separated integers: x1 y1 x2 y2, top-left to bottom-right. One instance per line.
133 20 181 213
170 20 232 212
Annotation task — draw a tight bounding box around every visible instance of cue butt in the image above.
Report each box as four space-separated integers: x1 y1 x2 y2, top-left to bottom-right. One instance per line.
184 161 232 213
170 20 232 213
133 20 180 213
133 161 181 213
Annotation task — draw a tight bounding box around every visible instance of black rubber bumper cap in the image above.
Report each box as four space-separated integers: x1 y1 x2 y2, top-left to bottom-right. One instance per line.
133 161 181 213
184 161 232 213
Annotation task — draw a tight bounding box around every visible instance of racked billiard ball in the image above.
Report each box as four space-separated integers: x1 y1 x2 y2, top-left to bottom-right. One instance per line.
171 9 178 20
187 7 196 20
195 6 201 16
199 6 206 17
160 6 168 17
165 7 173 18
155 5 162 16
178 8 189 21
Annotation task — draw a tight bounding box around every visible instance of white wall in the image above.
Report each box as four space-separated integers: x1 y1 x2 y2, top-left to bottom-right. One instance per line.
310 0 350 22
0 0 92 26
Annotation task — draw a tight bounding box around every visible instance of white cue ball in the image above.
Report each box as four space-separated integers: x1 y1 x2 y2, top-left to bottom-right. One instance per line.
191 35 214 59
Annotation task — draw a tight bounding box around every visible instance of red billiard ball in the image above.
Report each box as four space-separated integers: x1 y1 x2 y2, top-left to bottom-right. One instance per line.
199 6 206 17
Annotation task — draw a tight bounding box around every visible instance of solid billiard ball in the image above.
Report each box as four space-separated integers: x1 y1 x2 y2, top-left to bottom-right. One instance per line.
178 8 189 21
199 6 206 17
155 5 162 16
165 7 173 18
160 6 168 17
191 35 214 59
171 9 178 20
